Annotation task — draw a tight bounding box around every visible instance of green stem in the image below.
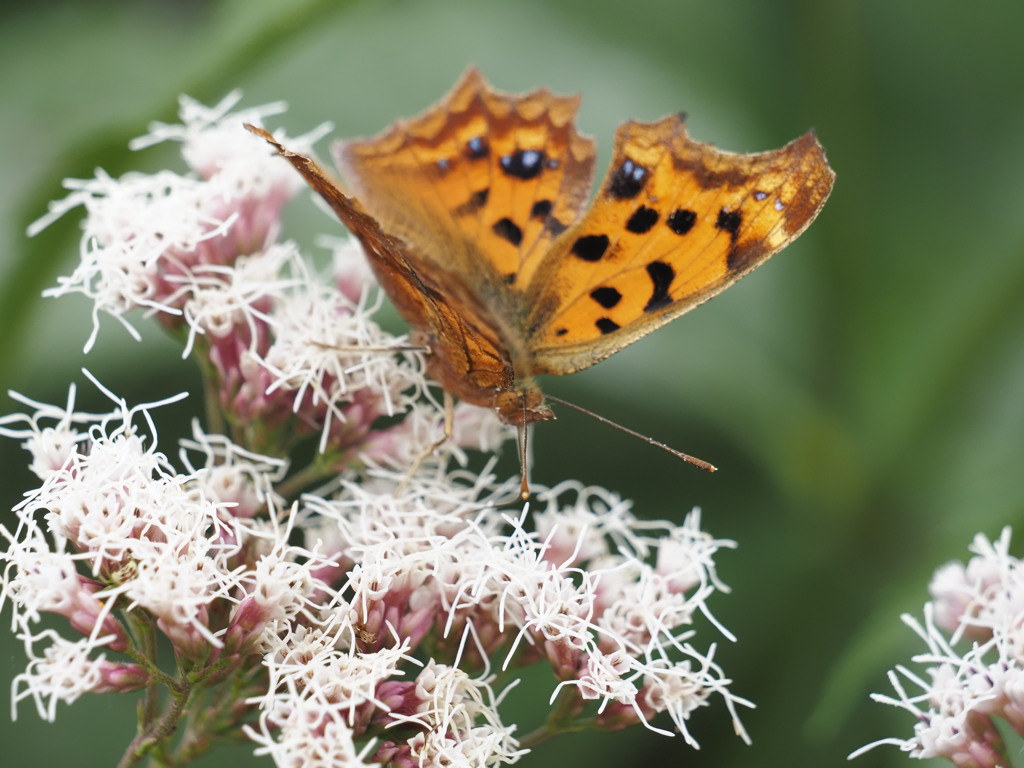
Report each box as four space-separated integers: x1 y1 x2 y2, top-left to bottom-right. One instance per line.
117 677 193 768
198 357 226 438
275 458 337 500
517 688 593 748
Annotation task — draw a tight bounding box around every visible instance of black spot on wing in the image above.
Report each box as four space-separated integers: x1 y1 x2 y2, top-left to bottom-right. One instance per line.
667 209 696 235
716 208 742 242
454 188 489 216
626 206 659 234
608 158 648 199
644 261 675 312
492 218 523 246
531 199 553 219
571 234 610 262
500 149 545 180
466 136 489 159
596 317 620 334
590 286 622 309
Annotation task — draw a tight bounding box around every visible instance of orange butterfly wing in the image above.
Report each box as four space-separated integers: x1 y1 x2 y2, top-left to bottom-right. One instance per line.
249 72 834 428
333 68 597 291
524 115 834 375
244 125 525 412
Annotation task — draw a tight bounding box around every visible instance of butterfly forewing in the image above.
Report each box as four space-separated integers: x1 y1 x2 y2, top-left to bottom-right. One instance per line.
524 115 835 376
334 69 597 292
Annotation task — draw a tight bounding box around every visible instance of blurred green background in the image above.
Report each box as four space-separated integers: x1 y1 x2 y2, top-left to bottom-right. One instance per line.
3 0 1024 766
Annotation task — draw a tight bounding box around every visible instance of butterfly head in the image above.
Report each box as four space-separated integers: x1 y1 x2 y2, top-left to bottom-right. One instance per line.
493 387 554 426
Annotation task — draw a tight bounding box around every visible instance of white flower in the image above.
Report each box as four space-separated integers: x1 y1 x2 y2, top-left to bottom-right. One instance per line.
0 386 92 480
855 528 1024 766
258 254 421 451
30 93 322 353
33 170 238 349
246 695 376 768
178 421 288 519
12 631 127 720
178 243 299 355
256 620 411 731
130 90 328 195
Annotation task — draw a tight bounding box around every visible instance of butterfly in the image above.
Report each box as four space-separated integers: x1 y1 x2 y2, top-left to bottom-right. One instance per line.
247 69 833 463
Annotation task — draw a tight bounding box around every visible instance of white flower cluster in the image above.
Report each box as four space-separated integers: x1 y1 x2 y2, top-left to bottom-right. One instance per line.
3 93 748 767
303 475 749 749
0 379 328 716
854 528 1024 767
30 91 323 351
0 380 743 766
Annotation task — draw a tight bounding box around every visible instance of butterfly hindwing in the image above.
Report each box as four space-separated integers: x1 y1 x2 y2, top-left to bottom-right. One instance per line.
333 69 597 292
524 115 835 375
245 125 516 407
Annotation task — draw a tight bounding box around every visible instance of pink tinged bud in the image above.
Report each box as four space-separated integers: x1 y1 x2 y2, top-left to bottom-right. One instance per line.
223 596 274 654
66 599 131 653
373 681 420 722
374 741 415 768
594 700 642 731
929 562 983 637
998 670 1024 733
156 609 213 664
91 660 152 693
947 711 1007 768
543 637 587 681
391 588 439 651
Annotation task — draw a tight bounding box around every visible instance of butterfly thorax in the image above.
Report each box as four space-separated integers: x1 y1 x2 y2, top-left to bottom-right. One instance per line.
410 323 554 425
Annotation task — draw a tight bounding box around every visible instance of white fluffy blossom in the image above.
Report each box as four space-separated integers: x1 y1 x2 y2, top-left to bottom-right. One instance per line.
854 528 1024 766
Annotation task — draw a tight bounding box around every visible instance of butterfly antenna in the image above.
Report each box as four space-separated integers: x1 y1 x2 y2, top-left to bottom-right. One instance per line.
310 341 429 354
543 393 717 472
